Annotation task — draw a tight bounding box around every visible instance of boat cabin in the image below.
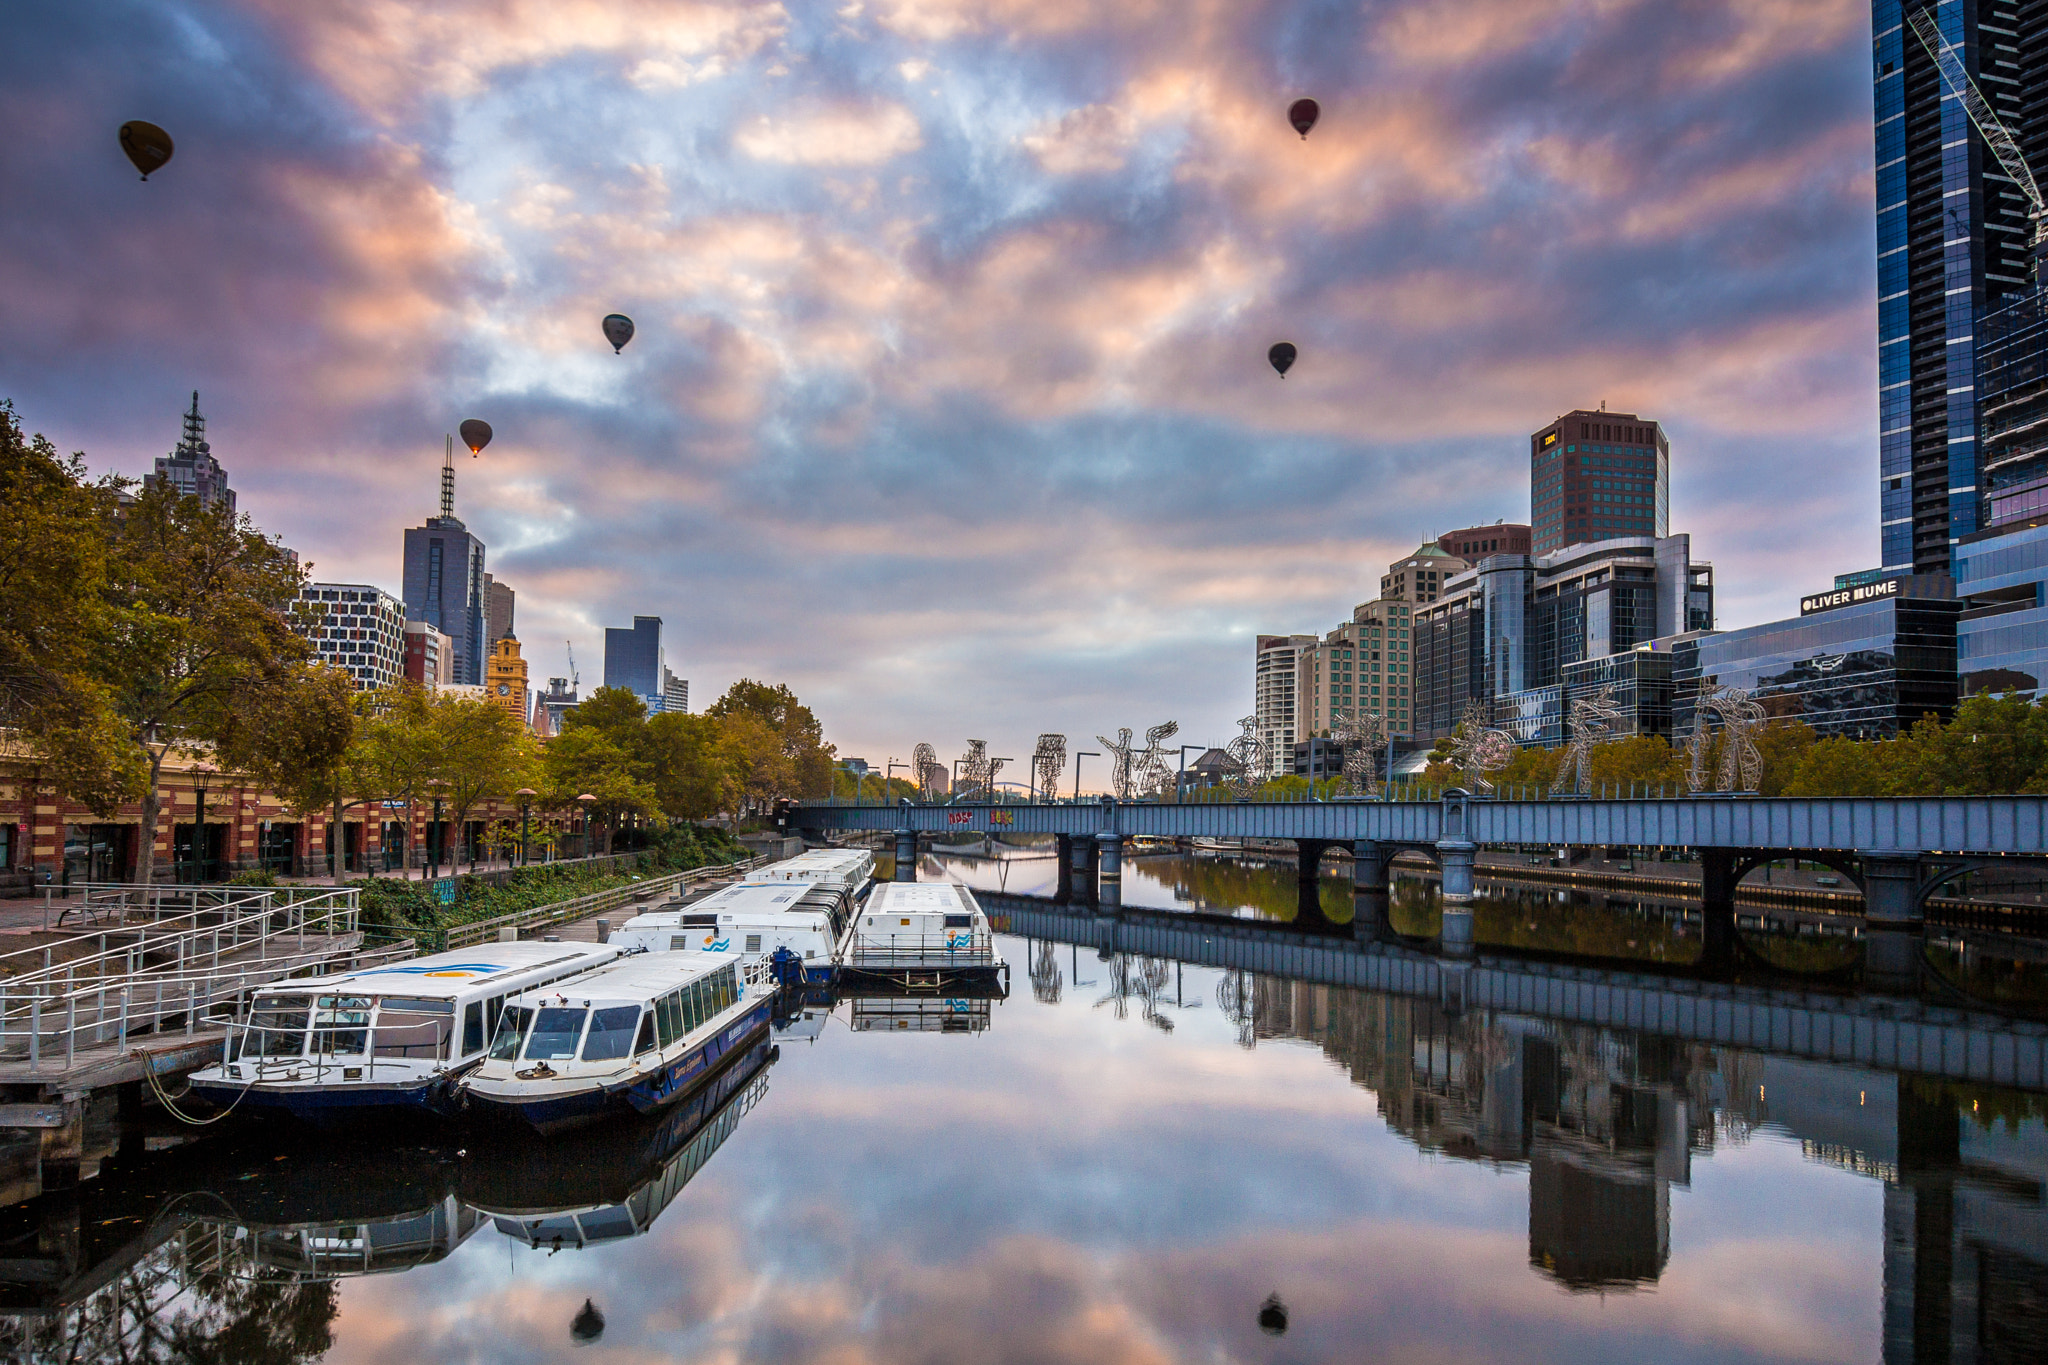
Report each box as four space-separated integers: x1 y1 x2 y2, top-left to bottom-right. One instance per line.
846 881 999 977
752 847 875 894
611 879 852 979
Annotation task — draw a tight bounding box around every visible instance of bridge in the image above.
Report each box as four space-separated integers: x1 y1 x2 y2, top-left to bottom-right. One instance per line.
787 792 2048 987
978 891 2048 1091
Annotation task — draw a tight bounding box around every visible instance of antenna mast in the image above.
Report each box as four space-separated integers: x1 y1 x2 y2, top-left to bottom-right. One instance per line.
440 434 456 518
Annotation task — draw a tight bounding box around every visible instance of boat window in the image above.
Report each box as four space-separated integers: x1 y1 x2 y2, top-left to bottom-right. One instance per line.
489 1006 533 1060
461 1001 485 1055
679 980 700 1034
311 995 371 1056
373 998 455 1060
745 934 762 954
522 1007 589 1062
633 1011 657 1055
943 914 971 928
656 992 680 1048
720 965 737 1010
669 935 688 952
245 996 311 1059
486 994 504 1039
682 913 719 928
581 1006 641 1061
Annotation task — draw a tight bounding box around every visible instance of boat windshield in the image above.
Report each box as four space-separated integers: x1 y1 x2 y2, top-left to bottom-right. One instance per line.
523 1007 589 1062
243 996 311 1059
372 997 455 1060
311 996 371 1056
581 1006 641 1062
489 1006 533 1060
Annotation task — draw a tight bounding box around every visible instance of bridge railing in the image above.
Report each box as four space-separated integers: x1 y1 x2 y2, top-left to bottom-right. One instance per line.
815 780 1705 808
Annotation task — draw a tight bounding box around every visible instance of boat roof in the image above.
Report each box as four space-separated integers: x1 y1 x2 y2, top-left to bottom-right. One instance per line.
506 951 734 1008
679 881 846 915
252 942 620 1000
754 849 872 880
867 882 983 915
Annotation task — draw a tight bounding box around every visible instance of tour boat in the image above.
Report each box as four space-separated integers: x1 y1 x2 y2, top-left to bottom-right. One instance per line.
186 941 621 1122
610 878 854 984
751 846 876 898
460 951 774 1134
840 881 1006 989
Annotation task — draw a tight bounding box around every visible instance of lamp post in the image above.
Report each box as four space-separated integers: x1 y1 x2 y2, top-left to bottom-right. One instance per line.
991 759 1013 806
886 759 904 805
429 780 447 880
515 788 536 866
189 763 215 884
578 793 596 858
1175 744 1205 801
1073 751 1101 801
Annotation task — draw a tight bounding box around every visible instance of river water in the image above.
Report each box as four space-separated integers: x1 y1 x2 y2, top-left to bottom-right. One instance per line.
2 853 2044 1363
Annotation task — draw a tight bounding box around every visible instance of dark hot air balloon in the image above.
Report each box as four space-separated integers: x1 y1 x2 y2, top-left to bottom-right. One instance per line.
119 121 175 180
571 1299 606 1345
459 419 493 456
1268 342 1297 377
602 314 635 354
1258 1294 1288 1336
1287 99 1319 139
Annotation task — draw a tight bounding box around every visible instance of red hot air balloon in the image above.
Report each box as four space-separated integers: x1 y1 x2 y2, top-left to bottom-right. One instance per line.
1287 99 1319 139
459 419 493 456
1268 342 1297 377
119 121 174 179
602 314 635 354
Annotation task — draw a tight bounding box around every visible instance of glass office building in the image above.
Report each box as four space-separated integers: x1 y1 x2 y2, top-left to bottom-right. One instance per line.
1671 594 1960 741
1956 517 2048 696
401 516 487 686
1872 1 2046 576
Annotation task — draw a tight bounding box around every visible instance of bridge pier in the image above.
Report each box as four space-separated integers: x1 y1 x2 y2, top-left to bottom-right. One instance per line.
1095 832 1122 910
1859 852 1925 994
1352 885 1388 941
1436 836 1475 958
893 828 917 882
1054 835 1073 903
1071 834 1098 904
1698 849 1738 975
1351 839 1388 892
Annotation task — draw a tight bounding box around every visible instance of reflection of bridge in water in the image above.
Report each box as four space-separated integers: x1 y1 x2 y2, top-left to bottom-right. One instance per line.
993 891 2048 1353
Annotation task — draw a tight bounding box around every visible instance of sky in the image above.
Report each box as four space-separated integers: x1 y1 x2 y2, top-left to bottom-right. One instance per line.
0 0 1880 768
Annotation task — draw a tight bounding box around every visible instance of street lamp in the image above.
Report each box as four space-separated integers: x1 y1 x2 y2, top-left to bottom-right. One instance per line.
886 759 904 805
1175 744 1206 801
1073 751 1101 802
515 788 537 866
189 762 215 884
428 780 448 880
578 793 596 858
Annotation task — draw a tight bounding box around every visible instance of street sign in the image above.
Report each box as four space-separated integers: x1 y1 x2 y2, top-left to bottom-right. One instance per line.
434 878 456 905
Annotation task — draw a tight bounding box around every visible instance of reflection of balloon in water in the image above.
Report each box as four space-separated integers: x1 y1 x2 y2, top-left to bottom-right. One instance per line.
458 419 492 456
1287 99 1319 139
602 313 635 354
119 121 174 180
1258 1294 1288 1336
571 1299 606 1345
1268 342 1297 378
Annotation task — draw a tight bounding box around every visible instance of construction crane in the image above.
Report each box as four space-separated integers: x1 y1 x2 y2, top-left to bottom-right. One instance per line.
1907 7 2048 274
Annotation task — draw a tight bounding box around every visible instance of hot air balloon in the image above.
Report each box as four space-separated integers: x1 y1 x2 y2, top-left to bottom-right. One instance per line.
458 419 493 456
602 314 635 354
1287 99 1319 139
571 1299 606 1345
119 121 174 180
1268 342 1297 378
1258 1294 1289 1337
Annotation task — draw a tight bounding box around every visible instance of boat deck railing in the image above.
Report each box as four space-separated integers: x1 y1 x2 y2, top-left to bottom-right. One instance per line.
441 857 769 950
845 930 1000 966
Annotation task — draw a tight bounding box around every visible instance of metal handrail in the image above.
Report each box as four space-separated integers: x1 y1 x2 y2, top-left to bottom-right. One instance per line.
0 891 360 995
441 857 767 950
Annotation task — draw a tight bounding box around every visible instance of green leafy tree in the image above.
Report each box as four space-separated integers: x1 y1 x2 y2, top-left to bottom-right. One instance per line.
709 679 836 800
427 694 532 870
542 725 653 853
646 710 735 820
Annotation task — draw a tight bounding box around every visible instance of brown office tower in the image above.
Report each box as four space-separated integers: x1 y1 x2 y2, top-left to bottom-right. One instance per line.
1530 410 1669 555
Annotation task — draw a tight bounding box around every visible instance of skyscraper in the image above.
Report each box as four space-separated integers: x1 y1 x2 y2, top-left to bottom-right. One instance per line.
401 438 488 685
603 615 666 710
1529 409 1667 555
484 573 515 645
146 392 236 513
1873 1 2044 575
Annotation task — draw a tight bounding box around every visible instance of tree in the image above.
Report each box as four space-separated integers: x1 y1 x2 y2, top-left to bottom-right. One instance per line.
718 710 793 819
88 481 344 885
1588 735 1686 790
563 684 649 740
542 725 653 853
427 694 531 870
709 679 836 799
214 664 359 875
646 710 734 820
1755 720 1818 797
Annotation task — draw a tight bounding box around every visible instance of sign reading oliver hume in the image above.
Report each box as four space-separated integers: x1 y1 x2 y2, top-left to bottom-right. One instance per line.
1799 578 1901 616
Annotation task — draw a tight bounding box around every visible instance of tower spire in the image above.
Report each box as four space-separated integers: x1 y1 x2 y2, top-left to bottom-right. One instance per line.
178 391 207 457
440 433 456 518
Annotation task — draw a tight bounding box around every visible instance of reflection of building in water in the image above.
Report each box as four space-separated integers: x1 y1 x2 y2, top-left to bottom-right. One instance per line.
851 996 992 1033
1247 974 2048 1328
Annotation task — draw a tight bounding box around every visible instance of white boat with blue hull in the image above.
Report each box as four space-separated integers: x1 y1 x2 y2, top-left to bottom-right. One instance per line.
186 942 620 1122
612 879 854 986
461 952 774 1135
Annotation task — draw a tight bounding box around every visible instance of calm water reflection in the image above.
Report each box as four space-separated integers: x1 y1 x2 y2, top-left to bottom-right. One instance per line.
1 858 2044 1363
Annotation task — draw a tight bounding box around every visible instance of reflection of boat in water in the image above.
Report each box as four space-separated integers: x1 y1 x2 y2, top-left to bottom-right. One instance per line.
850 996 992 1033
465 1037 775 1250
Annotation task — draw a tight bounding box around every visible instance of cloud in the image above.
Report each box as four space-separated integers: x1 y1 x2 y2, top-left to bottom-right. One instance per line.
735 101 924 166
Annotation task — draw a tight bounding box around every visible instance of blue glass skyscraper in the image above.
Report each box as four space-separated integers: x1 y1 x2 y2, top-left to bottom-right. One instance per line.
1874 1 2042 576
401 438 487 685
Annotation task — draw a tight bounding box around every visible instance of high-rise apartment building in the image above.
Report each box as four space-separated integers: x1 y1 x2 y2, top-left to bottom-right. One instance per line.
298 583 406 690
146 392 236 514
1438 524 1530 560
484 574 515 646
603 615 667 710
403 620 454 687
1530 410 1667 555
534 677 579 736
1254 634 1317 776
402 440 487 685
1300 599 1415 738
663 666 689 714
1380 545 1468 604
1873 2 2045 575
485 636 530 729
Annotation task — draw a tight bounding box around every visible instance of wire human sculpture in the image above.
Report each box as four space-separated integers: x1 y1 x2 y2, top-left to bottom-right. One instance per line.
1550 686 1625 795
1097 721 1178 799
1029 940 1063 1003
1687 681 1766 792
955 740 992 799
1449 700 1517 793
1329 709 1388 797
1032 733 1067 801
912 742 944 800
1225 715 1268 798
1215 969 1258 1050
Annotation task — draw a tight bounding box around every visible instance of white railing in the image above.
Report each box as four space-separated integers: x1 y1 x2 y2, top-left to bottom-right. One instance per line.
441 857 765 950
0 889 359 994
